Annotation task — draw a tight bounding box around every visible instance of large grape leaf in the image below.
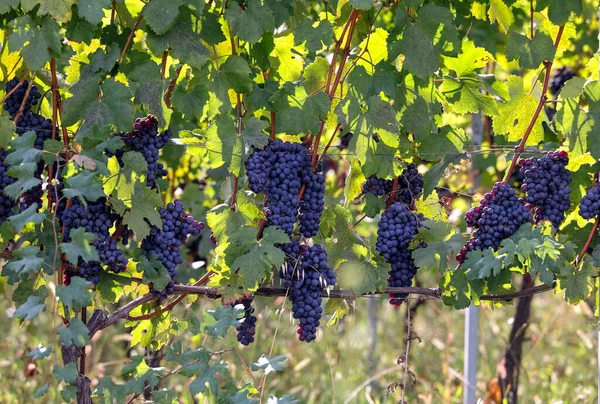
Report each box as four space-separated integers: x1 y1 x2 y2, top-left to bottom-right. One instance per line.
225 227 289 289
506 31 556 69
59 228 99 265
20 0 75 23
8 15 62 70
493 76 544 145
1 246 43 284
225 0 275 44
411 221 466 274
142 0 184 35
78 0 112 24
57 317 89 347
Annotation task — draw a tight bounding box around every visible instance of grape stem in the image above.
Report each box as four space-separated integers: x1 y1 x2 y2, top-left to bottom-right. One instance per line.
117 13 144 64
12 72 36 125
126 270 214 322
0 70 29 106
165 65 183 108
575 217 600 266
503 25 564 182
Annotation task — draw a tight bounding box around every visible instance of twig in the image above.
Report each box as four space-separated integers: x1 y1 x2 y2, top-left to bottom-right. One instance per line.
80 307 87 374
118 14 144 64
388 177 399 207
12 72 36 124
317 123 343 166
400 302 412 403
529 0 534 40
110 1 116 25
325 10 358 94
165 65 183 108
126 271 214 321
328 11 359 99
503 25 565 181
575 217 600 265
349 214 367 229
270 111 276 139
160 50 168 80
0 70 29 105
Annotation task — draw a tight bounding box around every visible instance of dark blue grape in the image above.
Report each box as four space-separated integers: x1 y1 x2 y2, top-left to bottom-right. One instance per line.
278 241 336 342
3 77 42 116
109 115 172 187
579 186 600 219
458 182 532 263
362 176 391 197
0 149 17 223
520 151 571 228
362 163 423 207
246 140 324 237
548 67 575 96
231 298 257 346
141 200 203 297
375 202 426 306
60 198 126 281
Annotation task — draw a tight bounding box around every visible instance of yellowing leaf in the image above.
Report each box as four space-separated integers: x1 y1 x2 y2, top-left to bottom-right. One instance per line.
270 33 304 82
488 0 514 34
357 28 388 71
493 76 543 145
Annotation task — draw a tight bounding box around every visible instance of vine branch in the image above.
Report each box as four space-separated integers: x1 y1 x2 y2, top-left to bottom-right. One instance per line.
12 72 36 124
503 25 565 181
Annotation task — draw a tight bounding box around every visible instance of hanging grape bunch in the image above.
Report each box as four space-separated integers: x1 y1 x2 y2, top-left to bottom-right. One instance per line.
246 140 325 237
362 163 424 208
375 202 426 306
579 184 600 219
457 182 532 263
4 78 59 211
519 151 571 228
231 298 257 346
546 67 576 120
142 200 204 298
279 241 336 342
108 115 172 187
0 149 16 223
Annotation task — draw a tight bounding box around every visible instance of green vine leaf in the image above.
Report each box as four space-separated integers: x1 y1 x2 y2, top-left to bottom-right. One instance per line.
56 276 93 310
8 15 62 70
57 317 90 348
60 228 99 265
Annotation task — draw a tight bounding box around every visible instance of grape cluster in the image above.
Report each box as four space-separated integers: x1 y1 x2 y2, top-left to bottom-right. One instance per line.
520 151 571 228
0 149 16 223
61 198 127 282
246 140 325 237
109 115 172 187
375 202 425 306
548 67 576 96
579 186 600 219
361 164 423 207
231 298 257 346
457 182 532 263
299 170 325 237
3 77 41 116
141 200 203 297
362 176 391 197
4 78 59 211
279 241 336 342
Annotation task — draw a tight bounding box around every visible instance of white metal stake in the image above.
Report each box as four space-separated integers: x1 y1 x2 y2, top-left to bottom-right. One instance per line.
464 111 483 404
464 303 479 404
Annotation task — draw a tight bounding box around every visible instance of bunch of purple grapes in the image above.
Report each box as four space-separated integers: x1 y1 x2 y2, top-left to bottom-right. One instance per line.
548 67 575 96
362 163 423 207
457 182 532 263
109 115 172 187
141 200 203 297
231 298 257 346
375 202 426 306
61 198 127 283
520 151 571 228
4 78 59 211
0 149 16 223
279 241 336 342
246 140 324 237
579 186 600 219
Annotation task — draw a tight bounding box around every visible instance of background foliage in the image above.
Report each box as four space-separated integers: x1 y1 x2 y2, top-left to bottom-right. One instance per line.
0 0 599 402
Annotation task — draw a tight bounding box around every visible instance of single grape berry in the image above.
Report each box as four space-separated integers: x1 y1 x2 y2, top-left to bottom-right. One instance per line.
231 298 257 346
458 182 532 263
579 186 600 219
520 151 571 228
